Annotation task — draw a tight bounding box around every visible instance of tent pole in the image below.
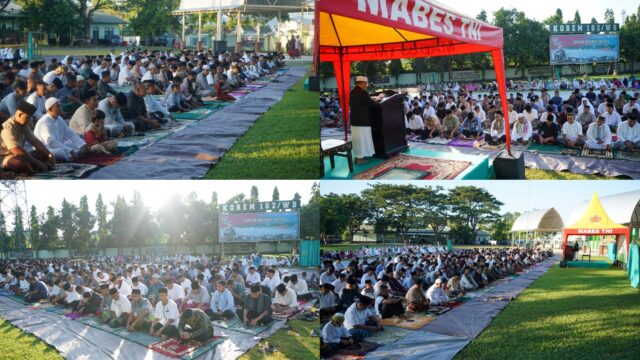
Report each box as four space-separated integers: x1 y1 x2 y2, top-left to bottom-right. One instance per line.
491 49 512 156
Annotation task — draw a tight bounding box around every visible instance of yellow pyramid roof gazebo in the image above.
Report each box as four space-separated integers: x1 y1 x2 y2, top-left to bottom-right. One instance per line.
562 193 630 261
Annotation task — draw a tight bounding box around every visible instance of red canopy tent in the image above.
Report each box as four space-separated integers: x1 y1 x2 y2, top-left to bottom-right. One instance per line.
562 193 631 261
315 0 513 153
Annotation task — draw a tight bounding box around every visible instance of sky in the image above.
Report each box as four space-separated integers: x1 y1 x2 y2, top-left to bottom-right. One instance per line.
15 180 316 214
445 0 637 23
320 181 640 224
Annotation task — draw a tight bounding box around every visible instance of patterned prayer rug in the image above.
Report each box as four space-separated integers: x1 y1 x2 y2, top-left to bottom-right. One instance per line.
614 150 640 161
225 320 276 335
426 306 451 315
34 163 98 179
525 143 580 156
210 316 240 329
148 336 225 359
110 327 162 347
379 313 435 330
353 154 472 180
582 147 614 159
272 307 303 321
447 138 484 148
367 326 413 345
172 108 214 120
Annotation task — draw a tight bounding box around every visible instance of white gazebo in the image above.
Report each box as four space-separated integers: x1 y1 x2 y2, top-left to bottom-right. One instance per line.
511 208 564 248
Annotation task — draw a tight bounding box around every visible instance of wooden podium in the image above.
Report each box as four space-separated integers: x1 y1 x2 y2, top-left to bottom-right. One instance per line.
370 94 408 158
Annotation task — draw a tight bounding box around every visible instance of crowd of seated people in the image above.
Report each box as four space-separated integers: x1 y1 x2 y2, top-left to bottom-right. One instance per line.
319 245 553 357
321 81 640 152
0 251 317 344
0 49 287 178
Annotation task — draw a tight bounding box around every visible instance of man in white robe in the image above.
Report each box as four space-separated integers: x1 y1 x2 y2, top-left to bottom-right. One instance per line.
585 116 612 151
34 98 86 162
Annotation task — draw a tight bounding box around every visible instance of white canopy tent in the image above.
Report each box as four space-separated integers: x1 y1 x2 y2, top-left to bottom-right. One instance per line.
511 208 564 248
173 0 313 52
568 190 640 228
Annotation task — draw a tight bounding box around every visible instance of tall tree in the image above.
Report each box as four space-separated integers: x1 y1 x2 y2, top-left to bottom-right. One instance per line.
183 192 213 247
362 184 437 243
226 193 246 204
477 9 488 22
0 211 9 252
76 0 115 45
604 8 615 24
41 206 60 249
74 195 95 251
157 193 185 246
95 194 109 248
492 212 520 242
109 195 131 250
300 182 320 240
249 186 259 203
18 0 78 45
320 194 349 242
447 186 503 244
543 8 564 25
128 191 154 248
11 207 26 249
29 205 41 250
272 186 280 201
119 0 179 42
59 199 76 250
210 192 219 243
493 8 549 72
620 8 640 72
572 10 582 24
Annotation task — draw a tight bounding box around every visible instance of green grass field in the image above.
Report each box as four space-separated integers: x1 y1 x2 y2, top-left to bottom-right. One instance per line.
239 319 319 360
205 76 319 179
525 168 630 180
0 319 62 360
455 266 640 360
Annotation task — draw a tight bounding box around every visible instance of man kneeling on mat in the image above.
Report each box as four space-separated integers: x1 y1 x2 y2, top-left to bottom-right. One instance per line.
178 308 214 344
150 287 180 339
77 291 102 315
25 276 49 303
238 284 273 327
207 280 235 321
102 287 131 327
127 289 153 332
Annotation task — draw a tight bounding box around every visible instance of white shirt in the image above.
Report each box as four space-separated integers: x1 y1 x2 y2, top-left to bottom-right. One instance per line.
117 280 132 297
622 103 640 114
522 109 538 124
407 115 424 130
43 71 59 85
154 299 179 325
425 284 449 305
118 67 132 86
66 289 81 304
322 321 350 344
275 289 298 308
586 122 612 145
343 303 368 330
261 275 281 293
110 295 132 317
131 282 148 296
245 272 261 284
26 92 46 120
511 120 532 141
578 101 595 114
287 280 308 295
602 111 622 128
331 279 345 294
422 106 436 120
144 95 170 116
180 278 192 294
210 289 235 313
507 110 519 125
167 284 185 302
617 121 640 143
562 121 583 141
34 114 86 161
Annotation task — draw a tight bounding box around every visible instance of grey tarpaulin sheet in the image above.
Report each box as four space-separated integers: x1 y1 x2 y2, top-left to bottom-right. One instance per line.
365 331 470 360
0 296 285 360
408 141 640 179
366 256 558 360
89 66 307 179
